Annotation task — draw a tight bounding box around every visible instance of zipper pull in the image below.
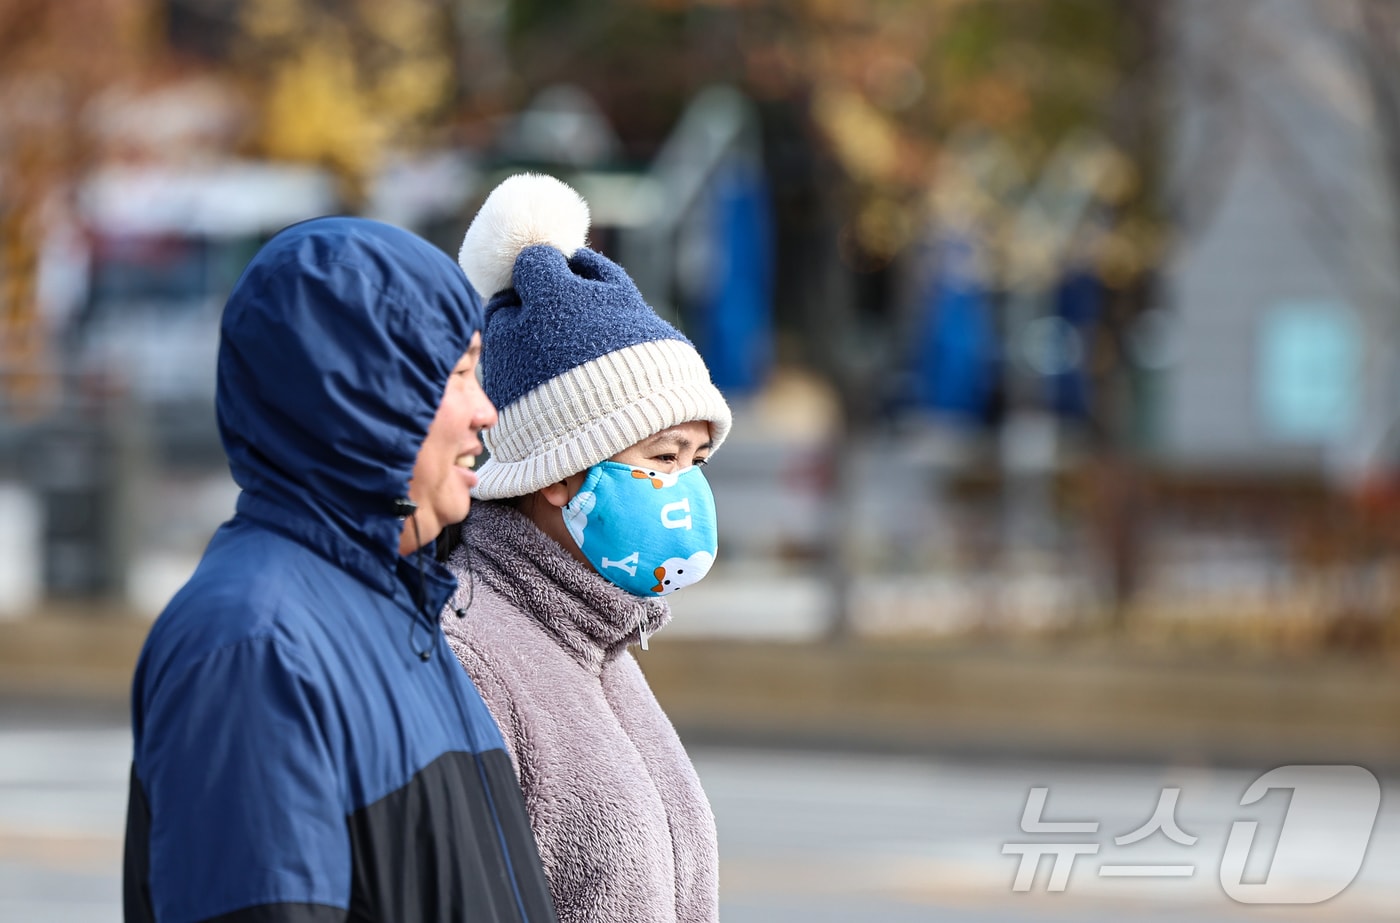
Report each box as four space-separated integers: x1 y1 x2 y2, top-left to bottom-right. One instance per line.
639 620 650 651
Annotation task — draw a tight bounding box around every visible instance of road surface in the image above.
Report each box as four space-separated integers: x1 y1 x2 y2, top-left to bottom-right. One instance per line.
3 701 1397 922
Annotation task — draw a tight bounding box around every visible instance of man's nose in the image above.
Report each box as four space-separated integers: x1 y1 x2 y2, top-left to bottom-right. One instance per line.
475 398 499 430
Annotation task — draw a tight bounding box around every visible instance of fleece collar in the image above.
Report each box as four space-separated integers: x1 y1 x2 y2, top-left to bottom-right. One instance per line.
458 501 669 673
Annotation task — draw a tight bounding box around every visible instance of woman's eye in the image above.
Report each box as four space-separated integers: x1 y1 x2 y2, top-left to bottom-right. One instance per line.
654 454 677 464
695 457 709 467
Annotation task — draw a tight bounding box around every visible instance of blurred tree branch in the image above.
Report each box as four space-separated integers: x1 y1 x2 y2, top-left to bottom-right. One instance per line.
0 0 151 414
163 0 464 207
1357 0 1400 294
1358 0 1400 170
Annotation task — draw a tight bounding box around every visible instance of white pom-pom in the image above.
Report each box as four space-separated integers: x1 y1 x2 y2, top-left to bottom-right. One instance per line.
458 173 591 298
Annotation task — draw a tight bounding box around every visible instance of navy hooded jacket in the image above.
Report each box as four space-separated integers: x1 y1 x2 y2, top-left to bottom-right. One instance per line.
123 218 558 923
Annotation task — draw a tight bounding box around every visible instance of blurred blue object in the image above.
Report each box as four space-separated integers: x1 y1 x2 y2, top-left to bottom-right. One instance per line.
1258 301 1360 442
691 162 773 397
1047 266 1103 421
910 233 998 423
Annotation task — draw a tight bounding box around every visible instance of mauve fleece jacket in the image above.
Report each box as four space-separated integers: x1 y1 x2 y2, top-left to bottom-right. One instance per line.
440 501 719 923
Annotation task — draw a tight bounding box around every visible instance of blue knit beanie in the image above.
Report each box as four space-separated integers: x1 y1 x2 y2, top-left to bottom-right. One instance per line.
458 173 732 499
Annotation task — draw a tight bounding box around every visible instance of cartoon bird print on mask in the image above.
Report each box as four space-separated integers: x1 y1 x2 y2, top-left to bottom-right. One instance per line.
631 468 680 489
651 550 715 595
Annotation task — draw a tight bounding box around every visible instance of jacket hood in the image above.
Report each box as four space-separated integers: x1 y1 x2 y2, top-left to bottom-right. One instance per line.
217 217 482 594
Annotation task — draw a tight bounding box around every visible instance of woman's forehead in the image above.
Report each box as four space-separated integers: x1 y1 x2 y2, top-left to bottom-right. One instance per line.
640 421 712 447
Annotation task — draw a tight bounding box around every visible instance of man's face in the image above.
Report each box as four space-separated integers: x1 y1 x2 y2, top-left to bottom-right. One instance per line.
400 333 496 554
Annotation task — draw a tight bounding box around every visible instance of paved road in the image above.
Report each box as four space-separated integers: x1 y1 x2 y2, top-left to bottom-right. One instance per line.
0 703 127 923
3 702 1398 922
705 748 1400 922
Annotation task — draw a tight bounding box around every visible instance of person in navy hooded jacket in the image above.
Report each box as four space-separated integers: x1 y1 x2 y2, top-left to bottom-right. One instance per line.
123 217 558 923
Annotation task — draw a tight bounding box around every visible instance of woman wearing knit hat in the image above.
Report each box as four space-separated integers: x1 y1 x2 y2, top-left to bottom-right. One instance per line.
438 173 731 923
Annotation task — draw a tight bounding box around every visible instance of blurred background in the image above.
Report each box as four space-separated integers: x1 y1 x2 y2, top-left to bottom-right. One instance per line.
4 0 1400 920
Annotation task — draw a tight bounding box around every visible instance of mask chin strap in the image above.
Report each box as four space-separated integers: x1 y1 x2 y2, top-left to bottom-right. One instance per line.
453 527 474 619
398 501 435 663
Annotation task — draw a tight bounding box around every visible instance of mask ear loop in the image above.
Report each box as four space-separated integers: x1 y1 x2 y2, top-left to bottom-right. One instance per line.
404 510 434 662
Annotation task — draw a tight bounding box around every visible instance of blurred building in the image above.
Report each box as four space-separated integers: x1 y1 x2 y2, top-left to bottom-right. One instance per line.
1161 0 1400 483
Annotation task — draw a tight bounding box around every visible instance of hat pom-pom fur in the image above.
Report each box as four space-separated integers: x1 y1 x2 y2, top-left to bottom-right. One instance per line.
458 173 591 298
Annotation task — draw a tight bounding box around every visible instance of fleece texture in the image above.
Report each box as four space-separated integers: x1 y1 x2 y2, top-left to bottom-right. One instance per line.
440 501 719 923
457 173 731 501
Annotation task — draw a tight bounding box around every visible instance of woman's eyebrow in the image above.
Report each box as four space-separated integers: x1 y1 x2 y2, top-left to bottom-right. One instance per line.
645 434 685 451
645 432 692 451
642 435 715 454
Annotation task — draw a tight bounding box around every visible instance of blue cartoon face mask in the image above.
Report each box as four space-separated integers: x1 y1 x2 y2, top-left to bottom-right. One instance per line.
561 461 718 600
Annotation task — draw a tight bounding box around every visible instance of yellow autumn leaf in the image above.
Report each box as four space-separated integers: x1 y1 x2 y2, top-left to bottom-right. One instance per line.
242 0 305 42
372 57 453 124
811 82 902 183
260 36 388 176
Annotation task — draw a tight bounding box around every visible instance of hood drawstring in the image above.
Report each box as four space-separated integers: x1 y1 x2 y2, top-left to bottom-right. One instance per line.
402 503 478 659
454 535 474 619
400 504 435 663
